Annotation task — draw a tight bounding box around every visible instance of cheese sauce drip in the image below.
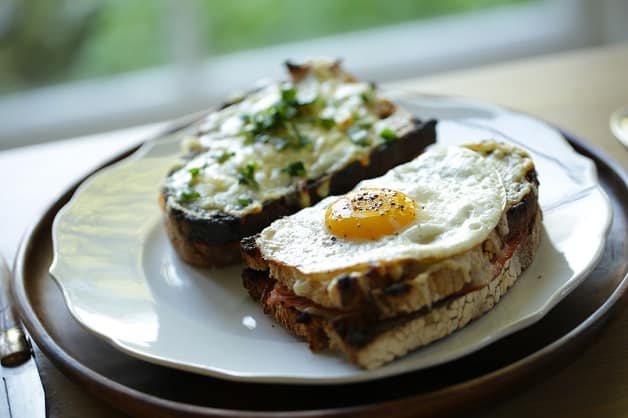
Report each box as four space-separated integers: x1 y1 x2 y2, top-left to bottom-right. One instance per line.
325 188 417 240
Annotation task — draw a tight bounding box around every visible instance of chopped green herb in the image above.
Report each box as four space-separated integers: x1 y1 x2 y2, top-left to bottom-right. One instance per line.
348 126 370 146
211 150 235 164
287 121 311 148
238 162 259 189
276 101 298 119
379 128 398 142
238 197 254 207
280 84 297 102
282 161 307 178
179 189 200 202
187 164 207 186
360 92 371 103
239 83 321 151
256 108 281 131
319 117 336 129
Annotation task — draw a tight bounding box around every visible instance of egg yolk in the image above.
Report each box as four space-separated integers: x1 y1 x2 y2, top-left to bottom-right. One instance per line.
325 188 417 240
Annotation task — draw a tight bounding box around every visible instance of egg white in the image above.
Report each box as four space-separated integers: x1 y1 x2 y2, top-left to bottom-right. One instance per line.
257 146 507 275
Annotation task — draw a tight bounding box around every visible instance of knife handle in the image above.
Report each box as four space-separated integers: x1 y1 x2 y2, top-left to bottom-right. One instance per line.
0 256 31 367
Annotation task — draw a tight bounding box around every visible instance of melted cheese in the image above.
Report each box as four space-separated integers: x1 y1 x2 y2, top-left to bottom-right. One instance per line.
164 63 414 216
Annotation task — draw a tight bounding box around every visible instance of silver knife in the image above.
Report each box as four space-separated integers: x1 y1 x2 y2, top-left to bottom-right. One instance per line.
0 255 46 418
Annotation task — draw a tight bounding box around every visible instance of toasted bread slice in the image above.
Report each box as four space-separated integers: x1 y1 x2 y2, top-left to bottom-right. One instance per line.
241 142 541 368
243 208 540 368
161 60 436 267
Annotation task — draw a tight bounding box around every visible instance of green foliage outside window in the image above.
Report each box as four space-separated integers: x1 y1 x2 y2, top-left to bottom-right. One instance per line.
0 0 533 94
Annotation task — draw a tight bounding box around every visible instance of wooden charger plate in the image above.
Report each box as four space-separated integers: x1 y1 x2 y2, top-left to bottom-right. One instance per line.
13 131 628 418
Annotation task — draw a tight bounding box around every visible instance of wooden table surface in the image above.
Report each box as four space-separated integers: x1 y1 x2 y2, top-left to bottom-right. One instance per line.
0 43 626 418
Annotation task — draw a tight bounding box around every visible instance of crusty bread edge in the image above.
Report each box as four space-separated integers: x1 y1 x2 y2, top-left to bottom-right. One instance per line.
164 223 242 267
333 208 542 368
159 193 242 267
250 208 542 369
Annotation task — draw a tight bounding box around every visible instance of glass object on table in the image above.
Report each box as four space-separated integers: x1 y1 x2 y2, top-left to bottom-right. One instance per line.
610 106 628 148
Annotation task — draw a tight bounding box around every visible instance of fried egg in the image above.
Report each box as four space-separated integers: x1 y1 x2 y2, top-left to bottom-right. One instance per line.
257 146 506 275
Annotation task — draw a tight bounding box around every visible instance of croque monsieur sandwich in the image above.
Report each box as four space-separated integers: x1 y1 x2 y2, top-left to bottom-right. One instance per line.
161 59 436 267
241 142 541 368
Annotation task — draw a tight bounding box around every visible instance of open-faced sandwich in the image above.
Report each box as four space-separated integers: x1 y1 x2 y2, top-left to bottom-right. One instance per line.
160 59 436 267
241 142 541 368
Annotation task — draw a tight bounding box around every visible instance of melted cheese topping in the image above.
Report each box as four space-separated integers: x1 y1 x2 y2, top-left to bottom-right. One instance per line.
164 62 414 216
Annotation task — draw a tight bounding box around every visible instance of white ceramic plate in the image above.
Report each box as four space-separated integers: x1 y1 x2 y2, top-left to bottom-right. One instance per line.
50 94 612 384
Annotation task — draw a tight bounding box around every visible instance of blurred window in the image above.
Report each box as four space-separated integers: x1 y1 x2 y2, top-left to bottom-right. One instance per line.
0 0 533 95
2 0 618 149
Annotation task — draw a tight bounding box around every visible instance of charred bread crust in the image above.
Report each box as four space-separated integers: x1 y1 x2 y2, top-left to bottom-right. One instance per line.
242 207 542 368
329 209 541 347
332 207 542 368
166 221 242 267
163 119 436 267
242 269 330 351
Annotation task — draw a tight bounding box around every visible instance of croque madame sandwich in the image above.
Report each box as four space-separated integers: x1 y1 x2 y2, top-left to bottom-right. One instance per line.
241 142 541 368
161 59 436 267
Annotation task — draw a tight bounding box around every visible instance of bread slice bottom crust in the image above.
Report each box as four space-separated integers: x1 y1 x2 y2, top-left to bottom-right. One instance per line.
164 217 242 267
243 208 542 369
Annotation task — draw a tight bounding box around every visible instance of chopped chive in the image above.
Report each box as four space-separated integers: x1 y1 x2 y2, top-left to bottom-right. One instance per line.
187 164 208 186
288 121 311 148
380 128 398 142
235 82 343 152
179 189 200 202
280 84 297 102
319 117 336 129
238 162 259 189
238 197 253 207
282 103 298 119
282 161 307 178
211 150 235 164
